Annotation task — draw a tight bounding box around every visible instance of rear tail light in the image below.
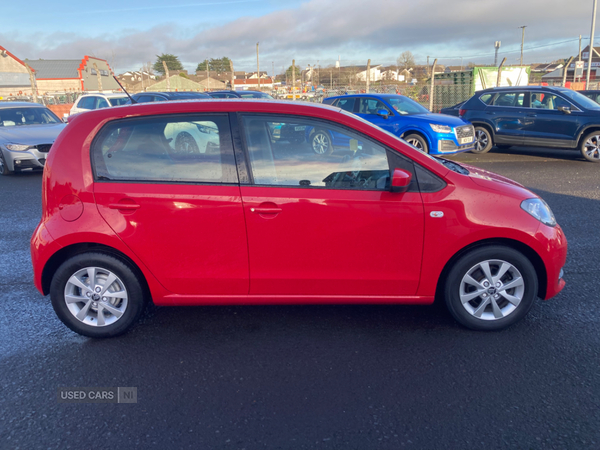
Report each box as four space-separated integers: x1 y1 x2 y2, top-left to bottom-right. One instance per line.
459 109 466 117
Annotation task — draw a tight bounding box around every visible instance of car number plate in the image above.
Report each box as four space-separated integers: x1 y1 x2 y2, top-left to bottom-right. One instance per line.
459 137 473 144
295 126 306 131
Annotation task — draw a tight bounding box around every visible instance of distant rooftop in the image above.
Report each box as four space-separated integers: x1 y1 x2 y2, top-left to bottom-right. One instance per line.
26 60 81 79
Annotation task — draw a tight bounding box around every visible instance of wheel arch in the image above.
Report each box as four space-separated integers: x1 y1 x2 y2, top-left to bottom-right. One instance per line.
434 237 548 302
471 121 495 139
400 129 432 150
576 126 600 148
41 242 152 301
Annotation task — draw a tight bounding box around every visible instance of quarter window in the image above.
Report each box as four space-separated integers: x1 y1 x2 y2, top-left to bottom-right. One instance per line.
241 115 391 190
92 115 236 183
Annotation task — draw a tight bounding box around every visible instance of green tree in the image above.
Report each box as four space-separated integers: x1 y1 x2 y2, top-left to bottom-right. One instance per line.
153 54 183 75
196 57 232 73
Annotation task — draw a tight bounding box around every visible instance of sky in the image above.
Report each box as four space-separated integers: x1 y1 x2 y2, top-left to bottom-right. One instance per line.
0 0 596 75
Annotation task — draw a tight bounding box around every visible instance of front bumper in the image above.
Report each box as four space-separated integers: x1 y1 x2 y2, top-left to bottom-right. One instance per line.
1 146 49 172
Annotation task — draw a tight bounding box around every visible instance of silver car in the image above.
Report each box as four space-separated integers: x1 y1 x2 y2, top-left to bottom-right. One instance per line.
0 102 66 175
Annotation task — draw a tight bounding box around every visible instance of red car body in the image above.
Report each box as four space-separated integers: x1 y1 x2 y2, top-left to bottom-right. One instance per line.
31 100 566 331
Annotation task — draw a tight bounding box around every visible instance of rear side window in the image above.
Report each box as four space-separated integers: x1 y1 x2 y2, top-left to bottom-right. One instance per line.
92 114 237 184
336 97 355 112
77 97 95 110
97 98 110 109
491 92 525 107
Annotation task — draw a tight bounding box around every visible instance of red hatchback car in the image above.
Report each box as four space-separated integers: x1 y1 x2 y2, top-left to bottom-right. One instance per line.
31 100 567 337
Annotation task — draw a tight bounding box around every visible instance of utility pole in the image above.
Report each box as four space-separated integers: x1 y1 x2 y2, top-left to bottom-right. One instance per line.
497 57 506 87
24 64 39 104
366 59 371 93
427 56 430 76
519 26 527 65
230 59 235 91
256 42 260 91
162 60 170 92
292 59 296 101
494 41 501 66
576 35 582 83
93 63 103 92
206 58 209 92
141 66 144 91
562 56 574 87
429 59 437 112
587 0 598 87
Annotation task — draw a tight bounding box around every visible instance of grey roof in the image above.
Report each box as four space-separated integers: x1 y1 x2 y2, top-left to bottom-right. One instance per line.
26 60 81 79
0 101 46 109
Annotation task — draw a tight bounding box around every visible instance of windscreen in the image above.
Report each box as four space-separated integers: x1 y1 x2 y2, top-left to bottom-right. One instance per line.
385 96 430 115
0 107 61 126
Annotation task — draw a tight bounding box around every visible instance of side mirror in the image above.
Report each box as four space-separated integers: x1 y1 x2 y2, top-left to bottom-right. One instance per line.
558 106 571 114
376 109 390 119
391 168 412 193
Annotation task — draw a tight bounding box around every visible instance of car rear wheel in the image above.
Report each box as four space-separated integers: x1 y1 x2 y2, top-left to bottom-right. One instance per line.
0 151 12 176
443 246 538 331
50 253 147 338
174 132 200 154
311 129 334 155
472 127 493 154
404 134 429 153
580 132 600 163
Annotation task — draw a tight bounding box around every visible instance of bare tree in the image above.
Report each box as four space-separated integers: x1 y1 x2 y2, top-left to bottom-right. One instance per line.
397 51 416 74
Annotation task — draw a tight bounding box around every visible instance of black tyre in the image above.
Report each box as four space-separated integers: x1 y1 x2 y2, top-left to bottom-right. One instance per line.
311 129 334 155
404 133 429 153
579 132 600 163
471 126 493 154
50 252 147 338
174 132 200 154
443 246 538 331
0 151 12 176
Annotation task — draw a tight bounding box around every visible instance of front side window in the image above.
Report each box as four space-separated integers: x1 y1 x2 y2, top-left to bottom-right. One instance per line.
241 115 391 190
358 98 392 115
531 93 572 110
109 97 130 106
92 114 236 183
492 92 525 107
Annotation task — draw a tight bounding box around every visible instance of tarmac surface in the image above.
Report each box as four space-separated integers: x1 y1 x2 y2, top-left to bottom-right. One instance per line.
1 145 599 449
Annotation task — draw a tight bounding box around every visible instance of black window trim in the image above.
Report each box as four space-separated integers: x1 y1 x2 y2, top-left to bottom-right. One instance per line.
90 112 239 186
536 90 582 113
236 112 424 192
355 96 395 116
487 90 529 109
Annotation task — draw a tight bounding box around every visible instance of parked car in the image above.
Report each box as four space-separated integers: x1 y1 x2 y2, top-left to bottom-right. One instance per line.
460 86 600 162
207 90 274 99
69 93 129 116
31 100 567 337
440 101 465 117
323 94 475 155
577 90 600 104
130 91 210 103
0 102 66 175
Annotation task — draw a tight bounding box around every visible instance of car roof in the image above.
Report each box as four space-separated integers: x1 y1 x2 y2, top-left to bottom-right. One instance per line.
0 101 46 109
477 85 568 93
80 93 128 98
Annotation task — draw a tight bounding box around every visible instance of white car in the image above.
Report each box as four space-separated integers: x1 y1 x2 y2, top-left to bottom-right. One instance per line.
69 93 129 116
164 121 219 154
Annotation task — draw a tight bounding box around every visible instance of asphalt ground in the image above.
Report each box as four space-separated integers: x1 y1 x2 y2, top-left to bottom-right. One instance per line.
0 145 599 449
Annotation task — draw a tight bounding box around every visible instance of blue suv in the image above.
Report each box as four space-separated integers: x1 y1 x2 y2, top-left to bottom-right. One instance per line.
322 94 475 155
460 86 600 162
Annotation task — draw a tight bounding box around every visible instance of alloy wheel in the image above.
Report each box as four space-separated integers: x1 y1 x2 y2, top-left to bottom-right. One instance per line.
406 137 424 151
459 259 525 321
64 267 129 327
584 135 600 161
475 129 489 152
312 133 330 154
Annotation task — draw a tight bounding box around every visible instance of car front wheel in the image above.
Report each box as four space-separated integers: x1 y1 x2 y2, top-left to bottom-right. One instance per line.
50 253 147 338
311 129 334 155
404 133 429 153
580 132 600 163
472 127 493 154
443 246 538 331
0 151 12 176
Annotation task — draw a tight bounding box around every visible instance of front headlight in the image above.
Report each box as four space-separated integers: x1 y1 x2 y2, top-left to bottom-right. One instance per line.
5 144 31 152
430 124 452 133
521 198 556 227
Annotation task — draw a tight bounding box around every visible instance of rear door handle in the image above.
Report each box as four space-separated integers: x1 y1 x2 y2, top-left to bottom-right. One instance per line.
109 203 140 210
250 207 282 214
